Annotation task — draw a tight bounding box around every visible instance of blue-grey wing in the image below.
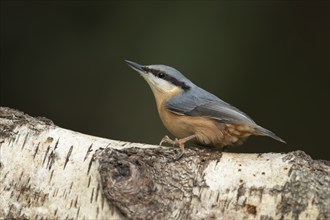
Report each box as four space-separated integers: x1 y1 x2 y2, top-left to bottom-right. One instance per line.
166 87 256 125
166 87 286 143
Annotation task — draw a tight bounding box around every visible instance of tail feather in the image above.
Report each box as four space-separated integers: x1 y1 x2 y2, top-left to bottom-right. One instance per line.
256 126 286 144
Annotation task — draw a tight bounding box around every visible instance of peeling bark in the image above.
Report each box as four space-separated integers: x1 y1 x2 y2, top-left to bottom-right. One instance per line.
0 107 329 220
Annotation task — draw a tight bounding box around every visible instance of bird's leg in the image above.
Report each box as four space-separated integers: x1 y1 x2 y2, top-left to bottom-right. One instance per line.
159 135 175 146
176 135 197 150
160 135 196 151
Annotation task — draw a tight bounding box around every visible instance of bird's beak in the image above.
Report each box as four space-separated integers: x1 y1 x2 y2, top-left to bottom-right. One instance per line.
125 60 146 74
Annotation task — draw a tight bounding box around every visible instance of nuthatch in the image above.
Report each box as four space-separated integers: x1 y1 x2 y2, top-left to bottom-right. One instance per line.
126 60 285 150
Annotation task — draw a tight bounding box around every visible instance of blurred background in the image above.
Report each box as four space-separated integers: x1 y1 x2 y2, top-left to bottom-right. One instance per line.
1 1 329 160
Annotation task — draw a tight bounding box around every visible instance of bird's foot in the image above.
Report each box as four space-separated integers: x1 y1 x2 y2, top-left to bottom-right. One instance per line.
160 135 175 146
159 135 196 151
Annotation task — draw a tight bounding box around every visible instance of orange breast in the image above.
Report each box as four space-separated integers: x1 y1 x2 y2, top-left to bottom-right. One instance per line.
152 88 256 147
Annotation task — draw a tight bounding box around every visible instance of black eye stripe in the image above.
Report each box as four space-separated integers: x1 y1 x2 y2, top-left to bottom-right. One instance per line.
142 67 166 78
142 67 191 91
141 66 150 72
158 72 165 78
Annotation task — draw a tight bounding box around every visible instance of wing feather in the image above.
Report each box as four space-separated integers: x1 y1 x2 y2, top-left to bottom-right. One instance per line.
166 87 256 125
166 86 285 143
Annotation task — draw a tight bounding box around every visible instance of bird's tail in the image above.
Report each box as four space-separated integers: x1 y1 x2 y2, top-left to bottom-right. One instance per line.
255 126 286 144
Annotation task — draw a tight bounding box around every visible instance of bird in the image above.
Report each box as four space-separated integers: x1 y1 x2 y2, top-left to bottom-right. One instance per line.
125 60 285 150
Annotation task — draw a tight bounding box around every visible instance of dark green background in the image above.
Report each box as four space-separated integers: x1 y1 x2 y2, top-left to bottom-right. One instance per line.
1 1 329 160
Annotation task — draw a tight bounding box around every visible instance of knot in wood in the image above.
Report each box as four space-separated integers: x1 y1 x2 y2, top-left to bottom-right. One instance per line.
98 147 216 219
100 149 156 203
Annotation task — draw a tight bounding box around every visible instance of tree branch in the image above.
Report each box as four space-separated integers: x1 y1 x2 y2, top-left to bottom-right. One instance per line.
0 107 329 219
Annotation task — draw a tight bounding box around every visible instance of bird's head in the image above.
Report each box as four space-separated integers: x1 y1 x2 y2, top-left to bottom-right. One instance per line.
125 60 192 95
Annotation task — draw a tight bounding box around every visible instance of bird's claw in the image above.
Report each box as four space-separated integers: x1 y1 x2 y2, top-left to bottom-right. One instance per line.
159 135 185 151
160 135 173 146
159 134 197 151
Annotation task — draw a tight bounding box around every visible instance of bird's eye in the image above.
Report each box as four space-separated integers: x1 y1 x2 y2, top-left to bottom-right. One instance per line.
158 72 165 78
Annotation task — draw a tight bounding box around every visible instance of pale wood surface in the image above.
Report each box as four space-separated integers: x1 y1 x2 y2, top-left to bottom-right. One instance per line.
0 107 329 219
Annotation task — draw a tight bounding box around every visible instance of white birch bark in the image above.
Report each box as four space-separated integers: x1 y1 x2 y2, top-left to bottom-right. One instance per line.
0 107 329 220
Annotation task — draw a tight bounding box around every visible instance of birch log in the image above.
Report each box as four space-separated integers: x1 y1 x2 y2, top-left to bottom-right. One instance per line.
0 107 329 220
